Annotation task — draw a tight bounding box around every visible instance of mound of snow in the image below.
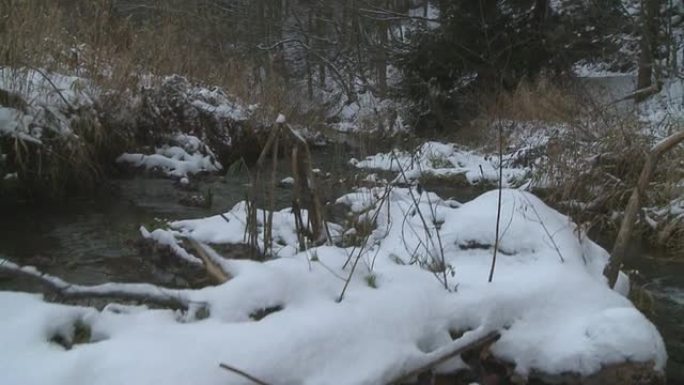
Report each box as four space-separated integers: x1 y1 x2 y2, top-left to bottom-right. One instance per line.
0 189 666 385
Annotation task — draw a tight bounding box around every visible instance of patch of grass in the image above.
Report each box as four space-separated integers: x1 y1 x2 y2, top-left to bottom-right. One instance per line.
49 319 92 350
427 154 453 169
365 274 378 289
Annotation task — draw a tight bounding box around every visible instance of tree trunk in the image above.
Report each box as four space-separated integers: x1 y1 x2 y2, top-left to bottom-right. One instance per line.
636 0 661 101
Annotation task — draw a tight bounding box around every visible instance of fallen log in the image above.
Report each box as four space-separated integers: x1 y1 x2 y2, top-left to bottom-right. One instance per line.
0 258 196 311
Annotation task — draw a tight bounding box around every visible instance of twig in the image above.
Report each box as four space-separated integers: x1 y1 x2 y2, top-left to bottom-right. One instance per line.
488 123 504 283
26 66 76 111
392 152 448 289
219 363 273 385
520 194 567 264
339 186 393 301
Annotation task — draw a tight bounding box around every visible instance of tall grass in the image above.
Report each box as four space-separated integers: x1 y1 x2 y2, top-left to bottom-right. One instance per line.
0 0 321 200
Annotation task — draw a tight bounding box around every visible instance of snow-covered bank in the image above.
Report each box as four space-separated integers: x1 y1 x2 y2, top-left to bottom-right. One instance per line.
0 188 666 385
0 68 263 198
351 141 531 187
116 134 223 179
0 68 100 186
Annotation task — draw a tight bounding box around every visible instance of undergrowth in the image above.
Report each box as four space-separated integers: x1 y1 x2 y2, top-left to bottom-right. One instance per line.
0 0 323 201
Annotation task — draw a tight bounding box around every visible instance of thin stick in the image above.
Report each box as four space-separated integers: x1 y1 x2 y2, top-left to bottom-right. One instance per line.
488 122 504 283
219 363 273 385
266 126 281 255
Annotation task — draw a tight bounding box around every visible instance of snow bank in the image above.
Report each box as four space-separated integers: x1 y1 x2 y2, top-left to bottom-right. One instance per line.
0 188 666 385
351 141 530 187
117 134 223 179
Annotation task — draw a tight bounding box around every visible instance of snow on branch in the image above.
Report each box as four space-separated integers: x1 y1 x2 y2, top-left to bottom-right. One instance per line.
0 259 197 311
388 328 500 384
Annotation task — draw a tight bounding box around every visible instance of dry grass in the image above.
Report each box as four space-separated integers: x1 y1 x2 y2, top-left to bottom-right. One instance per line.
0 0 323 199
463 76 684 255
1 0 318 118
530 113 684 254
454 77 586 147
491 77 584 123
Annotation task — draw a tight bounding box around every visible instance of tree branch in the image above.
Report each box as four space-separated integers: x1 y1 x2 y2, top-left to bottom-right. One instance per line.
387 329 501 384
0 259 196 310
604 130 684 287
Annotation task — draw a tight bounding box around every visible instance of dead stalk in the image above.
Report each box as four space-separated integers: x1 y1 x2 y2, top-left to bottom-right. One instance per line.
219 363 273 385
392 152 448 290
488 121 504 283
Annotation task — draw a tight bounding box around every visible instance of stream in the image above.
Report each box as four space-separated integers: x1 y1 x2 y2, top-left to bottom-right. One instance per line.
0 140 682 383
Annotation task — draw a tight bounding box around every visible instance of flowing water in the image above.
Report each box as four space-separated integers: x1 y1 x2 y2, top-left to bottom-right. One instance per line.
0 140 682 383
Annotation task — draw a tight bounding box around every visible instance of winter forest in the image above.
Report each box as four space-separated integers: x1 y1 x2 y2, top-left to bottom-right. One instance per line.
0 0 683 384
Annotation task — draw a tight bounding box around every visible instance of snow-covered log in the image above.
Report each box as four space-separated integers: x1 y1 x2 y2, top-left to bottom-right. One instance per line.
0 259 195 311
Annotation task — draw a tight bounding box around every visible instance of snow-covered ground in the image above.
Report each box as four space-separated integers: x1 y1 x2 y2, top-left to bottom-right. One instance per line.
0 188 666 385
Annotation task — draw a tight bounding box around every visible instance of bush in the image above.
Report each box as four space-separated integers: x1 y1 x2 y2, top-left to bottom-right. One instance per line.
396 0 626 131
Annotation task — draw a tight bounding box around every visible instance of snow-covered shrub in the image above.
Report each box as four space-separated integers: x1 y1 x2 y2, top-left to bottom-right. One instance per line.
131 75 257 165
0 68 124 198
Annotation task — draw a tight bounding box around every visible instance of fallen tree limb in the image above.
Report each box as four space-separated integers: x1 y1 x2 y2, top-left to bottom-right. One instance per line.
387 329 501 385
0 259 195 310
604 130 684 288
184 238 231 284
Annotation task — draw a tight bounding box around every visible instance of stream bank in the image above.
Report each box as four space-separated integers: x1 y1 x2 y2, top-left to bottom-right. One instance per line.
0 140 682 384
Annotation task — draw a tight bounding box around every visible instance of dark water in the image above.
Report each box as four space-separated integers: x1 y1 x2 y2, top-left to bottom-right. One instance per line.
624 254 684 383
0 139 682 383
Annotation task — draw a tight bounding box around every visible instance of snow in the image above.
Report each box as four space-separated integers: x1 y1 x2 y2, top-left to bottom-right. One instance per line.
0 67 95 145
117 134 223 179
164 201 342 258
572 60 634 78
639 77 684 133
0 187 666 385
329 91 408 135
279 176 295 186
352 141 530 187
179 78 250 122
